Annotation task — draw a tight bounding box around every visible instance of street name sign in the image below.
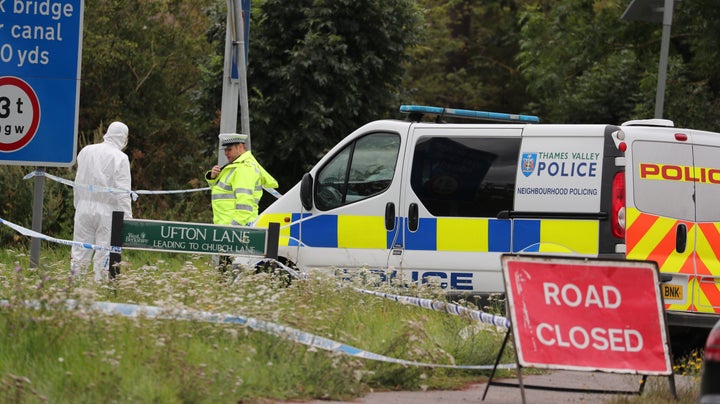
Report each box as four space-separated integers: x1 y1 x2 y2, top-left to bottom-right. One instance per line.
121 218 270 256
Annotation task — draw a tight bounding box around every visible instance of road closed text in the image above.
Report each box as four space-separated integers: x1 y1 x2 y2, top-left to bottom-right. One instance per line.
535 282 644 352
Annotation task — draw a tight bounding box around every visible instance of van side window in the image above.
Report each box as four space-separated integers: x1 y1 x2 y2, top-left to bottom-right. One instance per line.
410 137 521 217
632 141 695 221
315 132 401 211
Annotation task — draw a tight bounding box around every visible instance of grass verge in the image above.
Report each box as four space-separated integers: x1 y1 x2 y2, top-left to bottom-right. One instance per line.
1 246 514 402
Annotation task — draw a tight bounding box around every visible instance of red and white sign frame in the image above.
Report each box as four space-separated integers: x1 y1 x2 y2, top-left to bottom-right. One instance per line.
502 255 672 375
0 76 41 152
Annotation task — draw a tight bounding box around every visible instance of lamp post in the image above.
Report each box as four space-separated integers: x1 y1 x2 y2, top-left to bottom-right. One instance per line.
218 0 251 165
622 0 676 119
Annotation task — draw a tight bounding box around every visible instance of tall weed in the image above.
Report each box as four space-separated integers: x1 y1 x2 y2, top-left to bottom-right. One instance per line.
0 246 509 402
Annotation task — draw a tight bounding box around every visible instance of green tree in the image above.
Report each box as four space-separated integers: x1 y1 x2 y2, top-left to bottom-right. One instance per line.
516 0 643 123
77 0 218 220
1 0 220 246
516 0 720 130
402 0 534 115
654 0 720 130
198 0 423 190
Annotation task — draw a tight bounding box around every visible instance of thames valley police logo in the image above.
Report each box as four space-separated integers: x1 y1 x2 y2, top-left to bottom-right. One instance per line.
521 153 537 177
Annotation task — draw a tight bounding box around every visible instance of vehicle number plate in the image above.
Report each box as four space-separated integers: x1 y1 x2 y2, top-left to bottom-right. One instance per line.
662 283 683 300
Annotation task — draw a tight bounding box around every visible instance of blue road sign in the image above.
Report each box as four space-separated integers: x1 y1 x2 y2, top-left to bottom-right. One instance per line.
0 0 83 166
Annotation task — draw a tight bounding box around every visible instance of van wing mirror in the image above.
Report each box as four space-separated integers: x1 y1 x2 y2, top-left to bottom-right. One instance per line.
300 173 313 211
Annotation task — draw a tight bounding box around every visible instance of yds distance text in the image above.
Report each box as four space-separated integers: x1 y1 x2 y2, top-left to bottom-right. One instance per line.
1 0 76 67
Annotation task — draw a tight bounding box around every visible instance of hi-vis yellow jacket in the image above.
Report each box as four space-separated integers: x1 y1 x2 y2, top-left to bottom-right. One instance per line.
205 151 278 226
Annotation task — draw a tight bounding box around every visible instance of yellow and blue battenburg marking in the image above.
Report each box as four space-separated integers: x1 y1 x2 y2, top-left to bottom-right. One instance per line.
405 217 509 251
258 213 598 254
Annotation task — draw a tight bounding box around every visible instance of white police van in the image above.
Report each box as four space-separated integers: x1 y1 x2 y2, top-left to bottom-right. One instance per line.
255 105 720 327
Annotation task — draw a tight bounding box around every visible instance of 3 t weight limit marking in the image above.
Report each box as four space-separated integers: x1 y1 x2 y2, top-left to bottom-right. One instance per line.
0 76 40 152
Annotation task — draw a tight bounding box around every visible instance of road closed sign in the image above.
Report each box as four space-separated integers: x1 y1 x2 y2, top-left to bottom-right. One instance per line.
502 255 672 375
0 0 83 166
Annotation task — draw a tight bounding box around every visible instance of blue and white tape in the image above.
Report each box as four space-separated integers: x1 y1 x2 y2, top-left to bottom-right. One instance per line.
2 214 511 333
352 287 511 329
263 187 282 199
24 170 281 200
24 170 142 201
0 216 510 329
0 217 120 253
0 298 516 370
0 217 514 369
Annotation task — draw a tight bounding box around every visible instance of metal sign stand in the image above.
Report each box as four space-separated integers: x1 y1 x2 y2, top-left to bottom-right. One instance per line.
483 255 679 403
29 167 46 267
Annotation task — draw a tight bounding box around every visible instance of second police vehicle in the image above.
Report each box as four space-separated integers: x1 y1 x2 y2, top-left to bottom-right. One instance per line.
254 105 720 328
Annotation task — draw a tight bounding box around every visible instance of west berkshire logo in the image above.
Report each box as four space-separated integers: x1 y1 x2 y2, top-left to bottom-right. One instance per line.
125 232 149 244
521 153 537 177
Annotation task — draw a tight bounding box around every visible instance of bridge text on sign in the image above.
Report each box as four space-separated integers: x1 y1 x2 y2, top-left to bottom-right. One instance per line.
1 0 75 67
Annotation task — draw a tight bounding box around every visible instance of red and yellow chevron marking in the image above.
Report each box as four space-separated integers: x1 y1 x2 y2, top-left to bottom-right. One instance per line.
626 208 720 314
626 208 694 275
695 222 720 312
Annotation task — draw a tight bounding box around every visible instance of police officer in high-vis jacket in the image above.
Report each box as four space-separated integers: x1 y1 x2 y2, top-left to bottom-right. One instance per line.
205 133 278 226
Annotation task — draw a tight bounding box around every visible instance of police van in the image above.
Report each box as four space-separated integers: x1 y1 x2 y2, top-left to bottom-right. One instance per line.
255 105 720 328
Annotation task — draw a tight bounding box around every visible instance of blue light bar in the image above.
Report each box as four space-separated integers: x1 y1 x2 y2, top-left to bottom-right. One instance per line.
400 105 540 124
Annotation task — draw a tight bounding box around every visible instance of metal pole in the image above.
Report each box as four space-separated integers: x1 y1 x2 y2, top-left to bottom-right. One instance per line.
655 0 674 119
218 0 240 165
218 0 251 164
233 0 251 151
29 166 46 268
235 5 251 150
109 211 124 279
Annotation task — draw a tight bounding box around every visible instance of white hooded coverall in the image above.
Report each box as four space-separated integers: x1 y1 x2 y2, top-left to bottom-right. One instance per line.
71 122 132 282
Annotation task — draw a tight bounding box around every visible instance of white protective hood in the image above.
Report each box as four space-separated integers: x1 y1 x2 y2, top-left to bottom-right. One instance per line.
103 121 129 150
73 121 132 214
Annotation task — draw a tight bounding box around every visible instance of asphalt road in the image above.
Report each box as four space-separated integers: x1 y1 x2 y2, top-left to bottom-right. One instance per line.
306 370 696 403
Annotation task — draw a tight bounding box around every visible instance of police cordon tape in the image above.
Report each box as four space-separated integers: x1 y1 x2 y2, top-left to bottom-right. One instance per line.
0 216 512 330
351 288 511 329
248 258 511 329
23 170 283 200
0 217 121 253
0 298 516 371
24 170 143 201
1 217 516 369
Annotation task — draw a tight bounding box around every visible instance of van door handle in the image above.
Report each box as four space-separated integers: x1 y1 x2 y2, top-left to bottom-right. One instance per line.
408 203 419 231
676 223 687 253
385 202 395 231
